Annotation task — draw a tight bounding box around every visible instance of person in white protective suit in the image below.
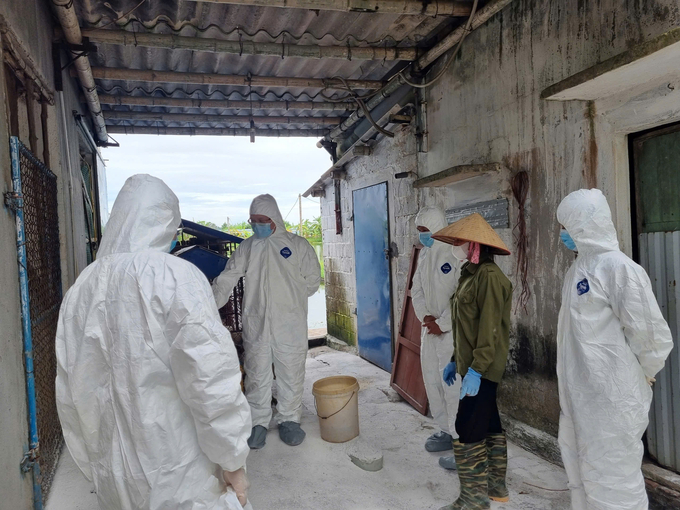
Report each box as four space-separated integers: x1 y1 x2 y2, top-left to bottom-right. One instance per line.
55 174 253 510
412 207 462 470
556 189 673 510
213 194 321 449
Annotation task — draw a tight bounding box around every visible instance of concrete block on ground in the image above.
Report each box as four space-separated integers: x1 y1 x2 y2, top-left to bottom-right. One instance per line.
326 334 357 353
346 439 384 472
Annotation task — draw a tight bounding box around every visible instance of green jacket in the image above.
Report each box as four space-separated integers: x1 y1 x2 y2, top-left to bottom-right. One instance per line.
451 256 512 383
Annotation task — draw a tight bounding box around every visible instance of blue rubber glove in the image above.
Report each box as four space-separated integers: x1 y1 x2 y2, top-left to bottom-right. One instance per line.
460 367 482 400
443 362 457 386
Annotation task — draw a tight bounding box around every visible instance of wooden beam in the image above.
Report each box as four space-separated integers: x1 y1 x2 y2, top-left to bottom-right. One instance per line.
80 28 418 62
413 163 501 188
104 110 342 125
96 94 357 111
106 125 328 137
188 0 473 16
87 67 383 91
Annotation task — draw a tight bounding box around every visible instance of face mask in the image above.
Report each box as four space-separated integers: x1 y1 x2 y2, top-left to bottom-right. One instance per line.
252 222 273 239
168 239 178 252
560 229 577 252
451 242 470 261
419 232 434 248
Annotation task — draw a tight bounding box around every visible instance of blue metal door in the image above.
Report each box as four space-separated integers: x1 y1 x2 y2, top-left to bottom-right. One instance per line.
353 182 393 371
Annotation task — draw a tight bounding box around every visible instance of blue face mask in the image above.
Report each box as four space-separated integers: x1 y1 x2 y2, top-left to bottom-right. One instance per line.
560 229 577 252
252 222 273 239
419 232 434 248
168 239 178 252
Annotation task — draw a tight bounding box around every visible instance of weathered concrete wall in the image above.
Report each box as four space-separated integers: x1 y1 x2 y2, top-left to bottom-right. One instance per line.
321 0 680 439
0 2 96 509
321 125 418 346
419 0 680 435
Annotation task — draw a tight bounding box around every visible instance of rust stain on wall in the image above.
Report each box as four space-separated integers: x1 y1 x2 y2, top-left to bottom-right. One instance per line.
583 101 598 188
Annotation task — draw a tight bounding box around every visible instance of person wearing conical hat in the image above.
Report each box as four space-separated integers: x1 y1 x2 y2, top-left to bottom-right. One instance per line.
431 213 513 510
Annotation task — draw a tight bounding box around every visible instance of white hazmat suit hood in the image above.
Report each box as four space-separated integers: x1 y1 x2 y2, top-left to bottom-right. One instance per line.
412 207 461 437
213 194 321 429
556 189 673 510
56 174 252 510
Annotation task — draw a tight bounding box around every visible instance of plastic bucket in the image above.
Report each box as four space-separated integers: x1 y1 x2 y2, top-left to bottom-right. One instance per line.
312 376 360 443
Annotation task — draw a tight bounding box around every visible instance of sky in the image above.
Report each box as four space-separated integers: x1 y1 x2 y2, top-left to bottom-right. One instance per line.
101 135 332 226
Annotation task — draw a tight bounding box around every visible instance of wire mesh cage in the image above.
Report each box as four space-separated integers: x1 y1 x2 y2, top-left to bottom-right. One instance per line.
18 141 63 497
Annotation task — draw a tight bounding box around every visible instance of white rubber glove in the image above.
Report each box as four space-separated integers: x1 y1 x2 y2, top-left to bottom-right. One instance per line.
223 468 249 507
646 376 656 387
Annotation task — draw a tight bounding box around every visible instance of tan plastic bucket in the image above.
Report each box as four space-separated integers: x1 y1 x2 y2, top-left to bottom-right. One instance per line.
312 376 360 443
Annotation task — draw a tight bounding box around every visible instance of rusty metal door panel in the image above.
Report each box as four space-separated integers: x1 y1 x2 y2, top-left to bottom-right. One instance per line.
390 245 428 415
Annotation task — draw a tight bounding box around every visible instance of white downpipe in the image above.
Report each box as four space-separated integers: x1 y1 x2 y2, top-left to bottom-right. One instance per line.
51 0 107 144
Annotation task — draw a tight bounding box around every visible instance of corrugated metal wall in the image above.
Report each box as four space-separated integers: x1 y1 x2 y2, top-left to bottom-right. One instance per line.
640 232 680 471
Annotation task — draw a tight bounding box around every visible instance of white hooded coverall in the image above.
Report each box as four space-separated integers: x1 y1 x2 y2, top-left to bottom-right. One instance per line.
412 207 462 436
556 189 673 510
55 174 252 510
213 194 321 428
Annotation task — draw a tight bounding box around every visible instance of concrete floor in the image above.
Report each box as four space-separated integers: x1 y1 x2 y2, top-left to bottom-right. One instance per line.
46 347 570 510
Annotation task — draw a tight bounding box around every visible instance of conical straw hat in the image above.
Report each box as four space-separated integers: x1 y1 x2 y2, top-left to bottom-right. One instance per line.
431 213 511 256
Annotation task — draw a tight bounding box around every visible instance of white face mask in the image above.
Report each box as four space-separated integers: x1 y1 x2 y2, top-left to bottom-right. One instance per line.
451 242 470 261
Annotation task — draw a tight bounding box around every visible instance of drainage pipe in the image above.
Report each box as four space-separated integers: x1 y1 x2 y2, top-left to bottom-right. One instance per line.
51 1 108 144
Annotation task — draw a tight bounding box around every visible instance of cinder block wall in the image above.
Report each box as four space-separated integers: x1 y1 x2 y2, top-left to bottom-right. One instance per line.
321 125 419 346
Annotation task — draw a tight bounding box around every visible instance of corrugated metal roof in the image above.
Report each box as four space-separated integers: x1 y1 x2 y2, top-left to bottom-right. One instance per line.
73 0 463 134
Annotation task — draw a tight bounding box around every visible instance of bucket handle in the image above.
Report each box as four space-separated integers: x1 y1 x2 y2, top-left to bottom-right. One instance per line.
314 391 356 420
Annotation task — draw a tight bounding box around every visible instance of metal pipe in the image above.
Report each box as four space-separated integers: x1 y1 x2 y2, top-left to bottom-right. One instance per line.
104 110 342 125
51 0 107 143
328 0 514 140
96 94 357 111
80 29 418 62
88 67 383 91
189 0 473 16
106 125 328 137
9 137 44 510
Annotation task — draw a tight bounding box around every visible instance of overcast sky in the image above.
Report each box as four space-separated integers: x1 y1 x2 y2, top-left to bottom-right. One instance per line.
102 135 332 226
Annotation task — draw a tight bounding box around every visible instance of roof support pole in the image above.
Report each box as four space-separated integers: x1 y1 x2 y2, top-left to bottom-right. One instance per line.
80 29 418 62
96 94 357 111
104 110 342 125
188 0 473 16
50 1 107 143
106 126 328 137
87 67 383 91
